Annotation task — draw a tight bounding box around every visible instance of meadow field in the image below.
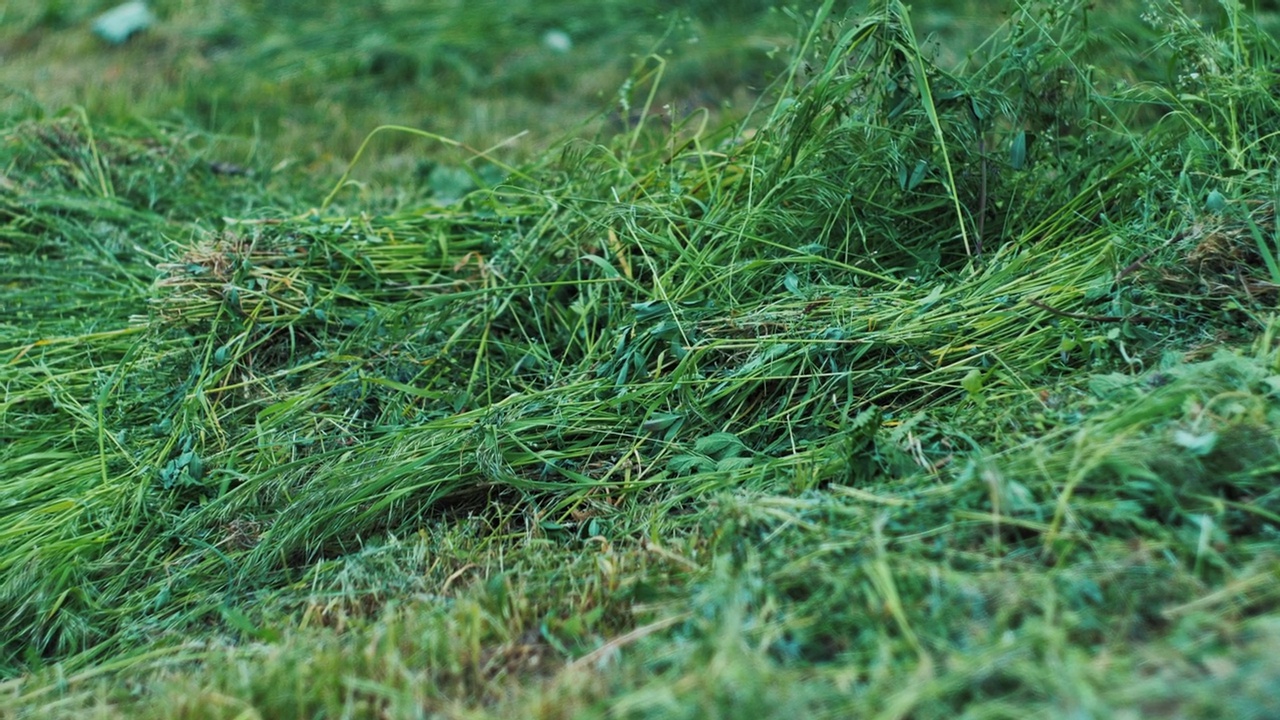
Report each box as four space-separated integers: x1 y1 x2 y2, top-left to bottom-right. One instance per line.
2 0 1279 716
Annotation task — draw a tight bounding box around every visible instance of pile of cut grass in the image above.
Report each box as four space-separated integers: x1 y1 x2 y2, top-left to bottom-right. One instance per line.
3 1 1280 716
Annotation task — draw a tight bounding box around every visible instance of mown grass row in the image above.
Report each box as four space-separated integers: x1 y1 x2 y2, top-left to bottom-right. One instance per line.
3 0 1280 716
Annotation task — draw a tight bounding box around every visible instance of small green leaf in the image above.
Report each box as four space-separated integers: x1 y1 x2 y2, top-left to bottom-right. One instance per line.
961 368 984 397
1206 189 1227 213
1088 372 1136 399
1010 130 1027 170
151 584 172 611
669 454 712 475
187 454 205 481
908 159 928 190
695 432 746 458
579 254 620 278
784 271 801 296
220 605 280 643
919 285 945 310
631 301 671 320
715 456 754 472
641 412 683 434
968 95 986 121
849 406 880 432
1265 375 1280 395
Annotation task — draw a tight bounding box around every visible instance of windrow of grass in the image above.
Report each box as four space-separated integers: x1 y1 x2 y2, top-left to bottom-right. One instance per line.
3 0 1280 716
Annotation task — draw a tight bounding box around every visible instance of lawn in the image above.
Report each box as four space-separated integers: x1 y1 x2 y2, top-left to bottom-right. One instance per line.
2 0 1280 717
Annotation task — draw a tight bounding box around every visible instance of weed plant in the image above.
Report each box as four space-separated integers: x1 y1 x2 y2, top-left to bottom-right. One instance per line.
3 0 1280 717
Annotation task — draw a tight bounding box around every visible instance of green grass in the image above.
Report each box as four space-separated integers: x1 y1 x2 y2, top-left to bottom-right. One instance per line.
3 0 1280 717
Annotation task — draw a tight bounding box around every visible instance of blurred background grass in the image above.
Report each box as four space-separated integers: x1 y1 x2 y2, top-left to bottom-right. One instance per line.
9 0 1268 194
3 0 801 182
4 0 1190 185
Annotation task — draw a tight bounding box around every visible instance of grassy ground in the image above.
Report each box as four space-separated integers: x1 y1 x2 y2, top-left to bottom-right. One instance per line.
3 0 1280 717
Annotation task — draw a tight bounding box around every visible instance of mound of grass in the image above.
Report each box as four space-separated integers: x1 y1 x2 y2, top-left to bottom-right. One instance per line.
3 0 1280 716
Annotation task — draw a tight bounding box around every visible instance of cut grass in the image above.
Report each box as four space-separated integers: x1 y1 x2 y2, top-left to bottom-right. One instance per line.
3 0 1280 717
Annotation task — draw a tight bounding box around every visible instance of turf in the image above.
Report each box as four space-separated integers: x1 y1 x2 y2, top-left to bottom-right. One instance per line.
3 0 1280 717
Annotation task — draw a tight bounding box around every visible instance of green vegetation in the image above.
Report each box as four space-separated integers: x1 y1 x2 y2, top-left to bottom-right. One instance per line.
3 0 1280 716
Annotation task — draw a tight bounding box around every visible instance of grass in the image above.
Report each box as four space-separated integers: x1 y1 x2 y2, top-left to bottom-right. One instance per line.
3 0 1280 716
